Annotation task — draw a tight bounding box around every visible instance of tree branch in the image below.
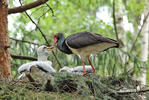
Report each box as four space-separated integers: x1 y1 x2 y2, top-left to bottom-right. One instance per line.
112 0 119 40
19 0 62 68
25 71 40 87
130 12 149 53
10 37 40 46
117 88 149 94
19 1 48 44
11 54 37 61
45 2 54 16
8 0 49 14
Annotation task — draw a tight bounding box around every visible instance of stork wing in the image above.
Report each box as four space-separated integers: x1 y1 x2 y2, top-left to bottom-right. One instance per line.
66 32 118 49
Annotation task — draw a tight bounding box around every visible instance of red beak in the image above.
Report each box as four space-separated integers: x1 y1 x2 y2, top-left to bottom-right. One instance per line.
53 35 58 46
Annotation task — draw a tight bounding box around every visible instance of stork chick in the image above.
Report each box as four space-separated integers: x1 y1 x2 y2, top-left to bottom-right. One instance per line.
59 65 93 75
18 45 56 80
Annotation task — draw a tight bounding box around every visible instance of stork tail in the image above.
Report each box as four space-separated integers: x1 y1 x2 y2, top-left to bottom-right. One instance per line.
117 39 124 48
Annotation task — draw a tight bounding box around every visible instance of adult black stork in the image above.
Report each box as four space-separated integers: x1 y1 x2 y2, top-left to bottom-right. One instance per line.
53 32 120 74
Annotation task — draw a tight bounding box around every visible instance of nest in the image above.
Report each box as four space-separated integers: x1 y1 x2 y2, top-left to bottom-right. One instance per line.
1 73 149 100
42 73 149 100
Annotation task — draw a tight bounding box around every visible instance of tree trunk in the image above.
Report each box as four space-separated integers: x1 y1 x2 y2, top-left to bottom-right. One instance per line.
115 0 125 44
136 1 149 100
0 0 11 80
115 0 128 65
138 6 149 85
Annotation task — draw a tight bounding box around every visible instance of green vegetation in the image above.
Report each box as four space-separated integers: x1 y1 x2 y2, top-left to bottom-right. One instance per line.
9 0 148 79
6 0 149 99
0 82 89 100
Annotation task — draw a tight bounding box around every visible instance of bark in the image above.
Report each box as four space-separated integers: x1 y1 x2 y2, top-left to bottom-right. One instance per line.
8 0 49 14
138 4 149 85
136 1 149 100
0 0 11 80
115 0 125 44
11 54 37 61
114 0 128 65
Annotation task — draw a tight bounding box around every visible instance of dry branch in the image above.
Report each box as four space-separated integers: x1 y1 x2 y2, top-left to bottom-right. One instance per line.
37 3 54 21
8 0 49 14
23 10 49 45
45 2 54 16
117 88 149 94
10 37 40 46
11 54 37 61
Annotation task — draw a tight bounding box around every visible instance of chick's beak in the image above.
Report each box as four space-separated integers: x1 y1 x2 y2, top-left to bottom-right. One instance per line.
46 46 55 52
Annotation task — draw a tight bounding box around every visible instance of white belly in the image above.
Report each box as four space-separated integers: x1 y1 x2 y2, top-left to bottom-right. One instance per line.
67 42 116 59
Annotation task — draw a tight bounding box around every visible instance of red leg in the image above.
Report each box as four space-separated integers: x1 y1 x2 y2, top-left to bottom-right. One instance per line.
88 57 95 72
82 60 86 74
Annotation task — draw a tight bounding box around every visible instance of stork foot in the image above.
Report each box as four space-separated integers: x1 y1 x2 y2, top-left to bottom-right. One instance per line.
83 72 88 76
87 57 96 73
92 68 95 72
83 70 87 74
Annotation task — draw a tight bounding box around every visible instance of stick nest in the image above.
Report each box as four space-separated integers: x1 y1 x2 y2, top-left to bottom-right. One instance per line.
1 73 149 100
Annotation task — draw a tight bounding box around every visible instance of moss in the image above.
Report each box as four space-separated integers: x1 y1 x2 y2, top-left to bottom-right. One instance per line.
0 73 149 100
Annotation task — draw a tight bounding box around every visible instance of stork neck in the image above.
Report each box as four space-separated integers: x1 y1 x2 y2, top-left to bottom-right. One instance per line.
57 35 65 49
37 54 48 61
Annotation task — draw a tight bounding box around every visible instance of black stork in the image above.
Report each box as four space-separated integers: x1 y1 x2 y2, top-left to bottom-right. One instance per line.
52 32 120 74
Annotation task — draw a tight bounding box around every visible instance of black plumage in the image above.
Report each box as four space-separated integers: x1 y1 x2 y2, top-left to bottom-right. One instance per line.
55 33 72 54
66 32 119 49
53 32 120 74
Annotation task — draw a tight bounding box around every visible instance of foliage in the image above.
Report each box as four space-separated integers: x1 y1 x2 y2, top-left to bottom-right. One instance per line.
4 0 149 99
8 0 149 84
124 0 145 26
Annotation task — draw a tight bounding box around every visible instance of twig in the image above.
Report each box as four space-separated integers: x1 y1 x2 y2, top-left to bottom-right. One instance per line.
117 88 149 94
19 0 62 68
122 12 149 76
37 3 54 21
8 0 49 14
26 72 35 83
45 2 54 16
36 6 54 25
25 71 40 87
31 3 54 21
130 12 149 53
112 0 119 40
37 9 51 22
31 5 47 16
11 54 37 61
22 9 48 44
10 37 40 46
